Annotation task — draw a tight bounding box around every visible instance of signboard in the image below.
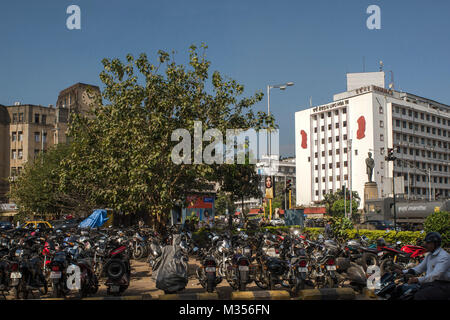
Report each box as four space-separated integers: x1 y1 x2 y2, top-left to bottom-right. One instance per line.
265 176 274 199
347 72 385 91
312 100 349 113
0 203 17 212
186 195 213 209
203 197 214 203
305 213 324 219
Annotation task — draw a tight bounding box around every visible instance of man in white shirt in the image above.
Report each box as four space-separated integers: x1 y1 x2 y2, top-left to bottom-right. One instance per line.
395 232 450 300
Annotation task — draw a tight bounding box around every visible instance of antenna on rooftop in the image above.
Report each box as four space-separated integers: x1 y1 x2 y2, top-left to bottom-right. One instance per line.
389 70 394 90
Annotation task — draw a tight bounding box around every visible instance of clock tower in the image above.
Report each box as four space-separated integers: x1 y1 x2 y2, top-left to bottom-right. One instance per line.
56 83 101 117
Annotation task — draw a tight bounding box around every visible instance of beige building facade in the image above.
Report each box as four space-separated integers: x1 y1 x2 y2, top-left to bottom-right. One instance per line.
0 83 101 202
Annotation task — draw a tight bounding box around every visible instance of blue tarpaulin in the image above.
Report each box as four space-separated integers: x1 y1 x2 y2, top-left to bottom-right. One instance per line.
78 209 109 229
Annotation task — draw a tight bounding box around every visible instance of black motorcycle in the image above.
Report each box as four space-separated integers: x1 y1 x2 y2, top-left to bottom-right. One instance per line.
11 247 48 299
335 257 367 292
196 250 222 293
375 272 419 300
48 251 70 298
102 243 131 296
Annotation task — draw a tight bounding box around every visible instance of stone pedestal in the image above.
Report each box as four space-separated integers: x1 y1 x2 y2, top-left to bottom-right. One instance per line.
364 182 379 201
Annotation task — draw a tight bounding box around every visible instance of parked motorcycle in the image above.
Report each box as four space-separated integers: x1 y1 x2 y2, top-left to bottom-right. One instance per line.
375 272 418 300
102 241 131 296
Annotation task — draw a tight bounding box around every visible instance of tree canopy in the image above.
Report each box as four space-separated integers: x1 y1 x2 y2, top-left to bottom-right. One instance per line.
10 44 271 226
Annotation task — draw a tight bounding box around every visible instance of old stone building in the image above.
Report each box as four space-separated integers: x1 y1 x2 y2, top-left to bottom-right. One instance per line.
0 83 101 202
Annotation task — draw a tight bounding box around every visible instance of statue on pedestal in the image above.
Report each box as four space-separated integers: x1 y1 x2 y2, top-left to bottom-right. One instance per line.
365 152 375 183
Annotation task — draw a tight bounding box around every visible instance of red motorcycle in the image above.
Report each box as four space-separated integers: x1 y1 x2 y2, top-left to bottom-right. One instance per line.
400 245 426 261
378 239 426 276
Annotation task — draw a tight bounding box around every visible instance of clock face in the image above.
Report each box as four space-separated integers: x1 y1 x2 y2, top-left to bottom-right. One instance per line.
81 90 95 106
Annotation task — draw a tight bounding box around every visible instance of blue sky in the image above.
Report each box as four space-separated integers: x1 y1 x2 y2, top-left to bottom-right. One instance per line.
1 0 449 156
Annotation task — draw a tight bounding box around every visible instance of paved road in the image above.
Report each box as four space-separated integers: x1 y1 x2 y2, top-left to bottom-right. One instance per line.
2 258 374 300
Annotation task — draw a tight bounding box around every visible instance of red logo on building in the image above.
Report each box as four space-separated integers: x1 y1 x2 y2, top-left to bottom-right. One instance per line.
300 130 307 149
356 116 366 139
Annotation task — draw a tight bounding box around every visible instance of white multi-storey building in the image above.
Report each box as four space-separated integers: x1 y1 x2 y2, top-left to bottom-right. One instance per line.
295 72 450 209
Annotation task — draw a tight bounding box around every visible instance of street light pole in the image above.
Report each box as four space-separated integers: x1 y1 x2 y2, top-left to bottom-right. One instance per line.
266 82 294 220
386 148 397 230
348 138 353 220
428 168 432 201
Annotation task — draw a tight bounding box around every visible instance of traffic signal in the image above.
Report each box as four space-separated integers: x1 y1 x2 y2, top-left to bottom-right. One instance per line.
385 148 396 161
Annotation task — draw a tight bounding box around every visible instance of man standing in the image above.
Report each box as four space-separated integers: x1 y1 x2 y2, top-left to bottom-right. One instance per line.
324 220 333 239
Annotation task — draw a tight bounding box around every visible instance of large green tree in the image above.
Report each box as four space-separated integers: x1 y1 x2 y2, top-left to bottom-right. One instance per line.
214 190 237 216
321 189 360 217
9 143 94 218
61 44 270 228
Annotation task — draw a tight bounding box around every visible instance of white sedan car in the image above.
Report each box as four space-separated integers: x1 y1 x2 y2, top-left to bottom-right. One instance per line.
269 219 285 226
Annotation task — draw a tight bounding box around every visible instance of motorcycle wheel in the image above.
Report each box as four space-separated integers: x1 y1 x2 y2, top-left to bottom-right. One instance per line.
22 288 29 300
133 247 144 260
91 275 99 294
12 287 20 300
105 260 126 280
39 275 48 295
380 258 398 276
268 274 275 290
79 284 88 298
206 276 215 293
52 283 62 298
292 277 305 296
254 267 269 290
361 252 378 271
196 267 206 289
323 275 335 288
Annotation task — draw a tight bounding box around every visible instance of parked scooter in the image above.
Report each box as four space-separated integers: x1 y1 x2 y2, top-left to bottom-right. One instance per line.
375 272 418 300
102 242 131 296
335 257 367 292
196 250 222 292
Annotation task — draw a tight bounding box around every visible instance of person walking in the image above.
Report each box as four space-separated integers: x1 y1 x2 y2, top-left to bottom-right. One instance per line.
324 220 333 239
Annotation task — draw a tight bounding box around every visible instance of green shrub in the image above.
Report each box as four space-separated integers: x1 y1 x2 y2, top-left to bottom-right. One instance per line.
344 229 423 245
330 217 353 239
302 227 323 239
424 211 450 247
262 225 303 233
